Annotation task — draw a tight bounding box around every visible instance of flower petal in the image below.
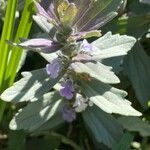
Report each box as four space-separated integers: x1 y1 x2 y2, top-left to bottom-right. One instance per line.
18 38 61 53
60 80 74 100
46 58 62 79
62 105 76 122
34 1 50 19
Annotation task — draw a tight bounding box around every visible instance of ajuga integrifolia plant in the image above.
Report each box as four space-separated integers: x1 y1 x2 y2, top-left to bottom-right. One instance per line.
1 0 142 147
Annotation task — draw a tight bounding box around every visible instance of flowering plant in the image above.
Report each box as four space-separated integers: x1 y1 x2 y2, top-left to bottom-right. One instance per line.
1 0 142 148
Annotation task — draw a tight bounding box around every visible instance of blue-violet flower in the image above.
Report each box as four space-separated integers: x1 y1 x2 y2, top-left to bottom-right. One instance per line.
60 80 74 100
62 105 76 122
46 58 62 79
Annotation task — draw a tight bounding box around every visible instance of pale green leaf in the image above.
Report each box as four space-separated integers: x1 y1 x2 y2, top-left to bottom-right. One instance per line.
71 61 120 84
92 32 136 60
9 92 64 131
81 79 142 116
1 68 61 103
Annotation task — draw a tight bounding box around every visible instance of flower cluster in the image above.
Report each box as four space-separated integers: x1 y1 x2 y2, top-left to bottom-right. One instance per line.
12 0 137 122
15 0 107 122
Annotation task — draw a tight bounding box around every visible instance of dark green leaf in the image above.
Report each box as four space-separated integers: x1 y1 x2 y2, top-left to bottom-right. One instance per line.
123 42 150 108
112 131 134 150
118 116 150 137
82 106 123 148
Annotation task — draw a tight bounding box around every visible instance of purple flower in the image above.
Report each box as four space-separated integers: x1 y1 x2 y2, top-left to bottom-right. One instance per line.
62 106 76 122
60 80 74 100
34 0 60 25
72 40 99 61
18 38 61 53
34 0 117 33
46 58 62 79
82 39 99 53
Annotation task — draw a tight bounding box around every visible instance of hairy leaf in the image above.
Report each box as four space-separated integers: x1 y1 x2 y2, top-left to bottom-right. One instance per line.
1 69 62 103
71 61 120 84
92 32 136 60
9 92 64 131
81 79 141 116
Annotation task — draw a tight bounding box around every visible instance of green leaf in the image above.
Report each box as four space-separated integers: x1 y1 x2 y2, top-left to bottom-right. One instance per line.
5 0 34 86
71 61 120 84
118 116 150 137
9 92 64 131
92 32 136 60
123 42 150 108
1 69 62 103
0 0 18 122
82 106 123 148
80 79 142 116
0 0 33 122
102 14 150 108
0 0 17 87
112 131 134 150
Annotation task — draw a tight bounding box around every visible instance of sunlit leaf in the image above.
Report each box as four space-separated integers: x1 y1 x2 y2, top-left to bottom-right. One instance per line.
9 92 64 131
71 61 120 84
1 69 62 103
81 79 142 116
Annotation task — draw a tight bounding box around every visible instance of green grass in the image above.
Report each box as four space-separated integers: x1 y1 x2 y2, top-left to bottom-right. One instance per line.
0 0 34 122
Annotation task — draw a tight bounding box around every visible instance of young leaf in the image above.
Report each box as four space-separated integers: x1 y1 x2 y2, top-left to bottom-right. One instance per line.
92 32 136 60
